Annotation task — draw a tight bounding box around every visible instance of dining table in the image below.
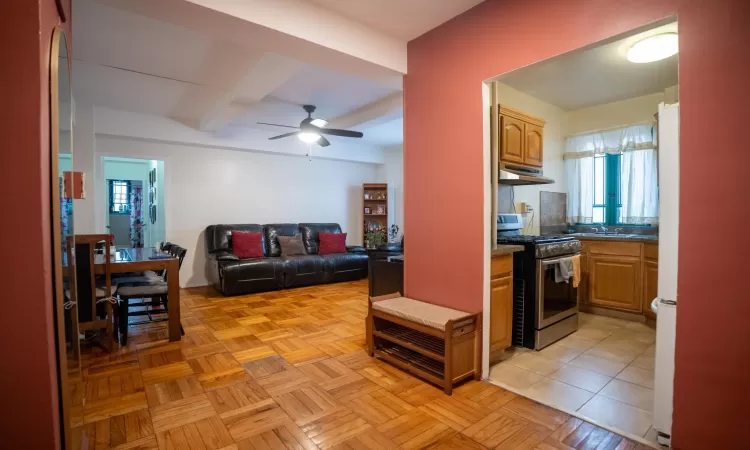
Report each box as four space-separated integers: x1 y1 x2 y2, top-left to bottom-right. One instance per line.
94 247 182 341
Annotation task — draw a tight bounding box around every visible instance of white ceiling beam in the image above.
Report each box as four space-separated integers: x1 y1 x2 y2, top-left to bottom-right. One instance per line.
328 92 403 130
169 44 305 132
94 0 405 89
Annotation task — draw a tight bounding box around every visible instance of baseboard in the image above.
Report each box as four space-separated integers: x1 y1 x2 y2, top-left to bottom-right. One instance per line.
580 304 646 323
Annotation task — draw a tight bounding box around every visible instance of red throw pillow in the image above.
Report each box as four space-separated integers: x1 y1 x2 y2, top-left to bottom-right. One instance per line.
318 232 347 255
232 231 264 259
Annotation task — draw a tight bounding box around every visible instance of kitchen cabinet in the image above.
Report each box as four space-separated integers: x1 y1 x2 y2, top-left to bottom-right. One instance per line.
579 239 660 318
490 254 513 359
498 105 545 168
578 252 589 303
500 115 525 165
524 123 544 167
588 254 642 312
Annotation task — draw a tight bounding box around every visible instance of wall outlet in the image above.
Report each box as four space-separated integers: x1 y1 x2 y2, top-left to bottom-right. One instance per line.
518 202 530 214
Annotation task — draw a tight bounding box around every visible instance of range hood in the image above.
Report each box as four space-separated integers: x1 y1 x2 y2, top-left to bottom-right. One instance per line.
498 163 554 185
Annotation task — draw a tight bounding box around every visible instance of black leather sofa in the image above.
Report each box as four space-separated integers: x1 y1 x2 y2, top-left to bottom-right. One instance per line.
206 223 368 296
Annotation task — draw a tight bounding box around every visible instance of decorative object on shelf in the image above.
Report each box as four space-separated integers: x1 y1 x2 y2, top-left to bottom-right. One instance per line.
148 168 157 224
366 231 385 249
363 183 388 244
389 224 400 243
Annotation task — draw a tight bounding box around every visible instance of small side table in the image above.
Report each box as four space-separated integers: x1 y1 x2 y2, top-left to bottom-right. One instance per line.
368 256 404 297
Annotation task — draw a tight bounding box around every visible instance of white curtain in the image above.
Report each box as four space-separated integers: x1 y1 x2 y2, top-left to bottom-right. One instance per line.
565 123 658 224
621 149 659 224
565 157 594 223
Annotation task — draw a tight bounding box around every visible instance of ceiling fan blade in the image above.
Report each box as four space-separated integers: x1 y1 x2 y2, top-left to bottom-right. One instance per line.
318 136 331 147
257 122 300 130
269 131 299 140
319 128 364 138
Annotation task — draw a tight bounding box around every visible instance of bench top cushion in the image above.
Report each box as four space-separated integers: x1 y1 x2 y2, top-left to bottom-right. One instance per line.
372 297 471 331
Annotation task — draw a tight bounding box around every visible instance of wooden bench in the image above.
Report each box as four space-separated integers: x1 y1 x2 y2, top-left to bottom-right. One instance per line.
367 293 482 394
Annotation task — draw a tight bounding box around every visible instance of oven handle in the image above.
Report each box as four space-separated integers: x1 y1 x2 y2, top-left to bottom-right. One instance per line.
539 253 581 265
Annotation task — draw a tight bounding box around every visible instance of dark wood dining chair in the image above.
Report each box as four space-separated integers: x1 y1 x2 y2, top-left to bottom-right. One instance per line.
75 234 117 352
117 245 186 344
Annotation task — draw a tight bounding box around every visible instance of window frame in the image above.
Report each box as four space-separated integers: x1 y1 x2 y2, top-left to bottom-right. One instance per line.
579 154 652 227
109 180 131 215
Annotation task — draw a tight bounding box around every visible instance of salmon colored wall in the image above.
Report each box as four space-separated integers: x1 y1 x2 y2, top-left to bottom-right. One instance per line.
404 0 750 448
0 0 71 448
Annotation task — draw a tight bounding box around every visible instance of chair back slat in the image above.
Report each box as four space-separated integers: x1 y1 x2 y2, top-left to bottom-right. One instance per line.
74 234 112 322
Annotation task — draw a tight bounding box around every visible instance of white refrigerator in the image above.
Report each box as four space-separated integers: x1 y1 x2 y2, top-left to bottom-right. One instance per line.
651 102 679 446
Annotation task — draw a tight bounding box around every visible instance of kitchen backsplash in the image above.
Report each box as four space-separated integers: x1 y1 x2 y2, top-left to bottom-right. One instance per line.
538 191 658 235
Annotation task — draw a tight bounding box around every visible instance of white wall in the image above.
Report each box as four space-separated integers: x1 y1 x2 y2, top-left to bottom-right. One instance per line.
377 145 404 239
96 136 382 287
495 82 567 235
565 92 664 136
73 101 97 233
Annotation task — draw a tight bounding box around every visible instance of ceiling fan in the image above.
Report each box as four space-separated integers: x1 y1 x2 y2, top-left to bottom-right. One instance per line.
258 105 363 147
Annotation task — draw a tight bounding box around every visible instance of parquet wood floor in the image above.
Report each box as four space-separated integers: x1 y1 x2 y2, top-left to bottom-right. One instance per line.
72 280 654 450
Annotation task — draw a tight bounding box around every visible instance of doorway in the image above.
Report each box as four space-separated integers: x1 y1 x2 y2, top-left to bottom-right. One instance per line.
102 157 165 248
482 19 677 448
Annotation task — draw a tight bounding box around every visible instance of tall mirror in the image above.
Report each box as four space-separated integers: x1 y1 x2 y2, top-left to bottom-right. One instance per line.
51 27 81 448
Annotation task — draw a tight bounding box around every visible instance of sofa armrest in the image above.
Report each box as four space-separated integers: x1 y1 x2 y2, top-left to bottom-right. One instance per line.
346 245 366 253
211 251 240 261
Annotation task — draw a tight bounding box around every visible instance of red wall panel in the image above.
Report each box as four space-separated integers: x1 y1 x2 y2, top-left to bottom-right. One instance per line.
405 0 750 448
0 0 71 448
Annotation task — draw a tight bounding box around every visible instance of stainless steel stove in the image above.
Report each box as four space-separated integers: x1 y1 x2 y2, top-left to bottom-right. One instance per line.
496 215 581 350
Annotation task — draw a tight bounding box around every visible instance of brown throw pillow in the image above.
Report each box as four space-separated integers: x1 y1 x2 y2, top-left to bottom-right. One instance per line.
278 235 307 257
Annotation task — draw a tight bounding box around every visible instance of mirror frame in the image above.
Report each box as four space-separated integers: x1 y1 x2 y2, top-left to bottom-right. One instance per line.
56 0 67 22
50 26 75 449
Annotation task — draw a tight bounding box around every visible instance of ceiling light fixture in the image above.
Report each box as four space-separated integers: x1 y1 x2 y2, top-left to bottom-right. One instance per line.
298 132 321 143
297 119 328 143
627 32 678 63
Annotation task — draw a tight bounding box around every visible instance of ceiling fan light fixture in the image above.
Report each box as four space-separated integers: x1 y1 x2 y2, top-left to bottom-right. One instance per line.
627 32 678 63
298 132 321 143
310 118 328 127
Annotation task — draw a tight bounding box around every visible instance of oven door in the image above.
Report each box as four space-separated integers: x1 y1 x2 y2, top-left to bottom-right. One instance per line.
536 255 579 329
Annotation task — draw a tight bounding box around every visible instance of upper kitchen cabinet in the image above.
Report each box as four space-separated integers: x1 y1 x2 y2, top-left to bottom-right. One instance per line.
500 115 525 164
498 105 545 168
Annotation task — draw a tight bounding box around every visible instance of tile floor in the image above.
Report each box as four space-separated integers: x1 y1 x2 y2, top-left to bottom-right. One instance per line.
488 313 662 446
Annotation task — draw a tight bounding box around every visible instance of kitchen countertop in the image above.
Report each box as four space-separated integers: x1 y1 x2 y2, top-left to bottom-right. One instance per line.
563 233 658 244
492 245 525 256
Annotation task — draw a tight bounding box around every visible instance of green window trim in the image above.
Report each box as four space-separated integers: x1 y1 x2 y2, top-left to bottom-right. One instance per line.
575 154 654 227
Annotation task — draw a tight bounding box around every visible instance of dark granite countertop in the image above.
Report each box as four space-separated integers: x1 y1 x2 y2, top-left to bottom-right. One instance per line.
563 233 658 244
492 245 525 256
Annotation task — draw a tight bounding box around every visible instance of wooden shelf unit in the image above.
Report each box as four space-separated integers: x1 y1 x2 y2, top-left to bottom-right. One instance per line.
363 183 388 246
367 293 482 395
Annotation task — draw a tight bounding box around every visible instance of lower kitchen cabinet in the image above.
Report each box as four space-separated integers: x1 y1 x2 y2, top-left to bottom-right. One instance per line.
490 254 514 358
588 254 642 313
578 253 589 303
490 275 513 352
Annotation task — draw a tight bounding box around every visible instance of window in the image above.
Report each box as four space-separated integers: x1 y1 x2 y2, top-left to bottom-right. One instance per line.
109 180 131 214
565 124 658 226
591 154 624 225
